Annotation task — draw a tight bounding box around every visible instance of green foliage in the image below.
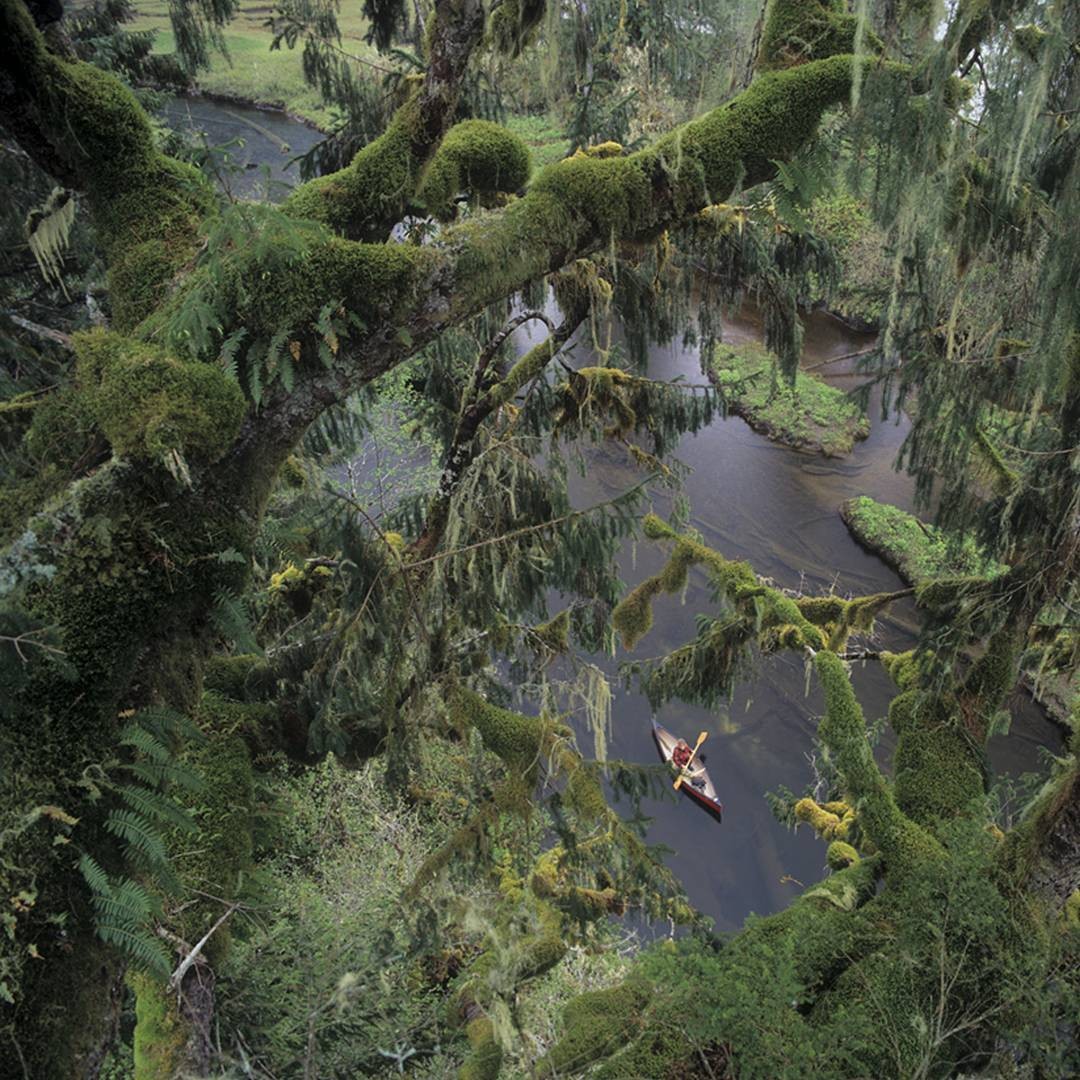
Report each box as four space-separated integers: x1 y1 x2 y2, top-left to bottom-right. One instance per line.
215 753 476 1076
77 705 205 976
79 854 172 977
805 193 889 326
711 340 869 456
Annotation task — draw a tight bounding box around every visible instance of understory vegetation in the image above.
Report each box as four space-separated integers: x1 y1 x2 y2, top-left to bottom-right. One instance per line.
1 0 1078 1077
710 340 870 456
841 495 1003 581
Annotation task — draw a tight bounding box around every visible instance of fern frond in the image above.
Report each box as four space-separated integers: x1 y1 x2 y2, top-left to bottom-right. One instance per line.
118 724 171 764
77 852 110 896
25 187 76 295
212 590 261 655
95 923 171 977
104 810 169 867
117 785 197 833
134 705 206 747
122 760 207 793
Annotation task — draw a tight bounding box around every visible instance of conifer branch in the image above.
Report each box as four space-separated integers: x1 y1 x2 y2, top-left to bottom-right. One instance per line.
407 475 658 569
410 305 587 560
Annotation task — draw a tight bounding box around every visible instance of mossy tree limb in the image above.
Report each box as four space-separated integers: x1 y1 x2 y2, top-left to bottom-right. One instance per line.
0 0 962 1067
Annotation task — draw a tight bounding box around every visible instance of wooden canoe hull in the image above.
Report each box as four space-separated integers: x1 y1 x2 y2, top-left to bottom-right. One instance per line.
651 720 724 822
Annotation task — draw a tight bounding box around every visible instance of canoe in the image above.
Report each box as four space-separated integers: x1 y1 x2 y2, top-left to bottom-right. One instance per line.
651 719 724 822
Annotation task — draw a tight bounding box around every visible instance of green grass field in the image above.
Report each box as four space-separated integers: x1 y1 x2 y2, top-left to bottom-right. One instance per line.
128 0 572 160
128 0 381 126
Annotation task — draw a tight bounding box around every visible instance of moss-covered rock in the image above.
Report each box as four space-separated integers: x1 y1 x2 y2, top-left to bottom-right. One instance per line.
710 340 870 457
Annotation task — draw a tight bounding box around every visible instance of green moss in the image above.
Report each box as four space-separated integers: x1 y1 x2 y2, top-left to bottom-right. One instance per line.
893 719 984 825
759 0 880 70
841 496 1004 585
532 608 570 653
826 840 860 869
207 232 429 353
611 576 663 650
203 654 264 701
815 651 944 870
487 0 545 56
532 154 653 236
710 340 869 457
1014 23 1048 61
619 515 828 655
178 693 264 964
458 1016 502 1080
129 971 185 1080
74 329 245 463
795 797 847 840
1064 890 1080 927
15 32 217 330
419 119 531 218
285 103 431 241
448 56 858 315
534 977 653 1077
882 650 919 690
806 194 889 326
0 385 103 544
449 685 546 778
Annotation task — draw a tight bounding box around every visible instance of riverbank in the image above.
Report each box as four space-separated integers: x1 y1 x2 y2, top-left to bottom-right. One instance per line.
131 0 376 127
709 340 870 457
135 0 570 171
840 495 1075 726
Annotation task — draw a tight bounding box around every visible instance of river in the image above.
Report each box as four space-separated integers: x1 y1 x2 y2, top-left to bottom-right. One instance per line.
172 96 1063 934
162 96 324 201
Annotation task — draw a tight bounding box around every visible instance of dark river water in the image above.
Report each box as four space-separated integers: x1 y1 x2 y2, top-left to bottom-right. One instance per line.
175 97 1063 934
162 96 323 201
515 303 1063 934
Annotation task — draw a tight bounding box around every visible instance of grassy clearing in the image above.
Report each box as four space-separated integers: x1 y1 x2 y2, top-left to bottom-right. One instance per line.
129 0 382 126
505 113 571 171
709 340 870 457
840 495 1004 583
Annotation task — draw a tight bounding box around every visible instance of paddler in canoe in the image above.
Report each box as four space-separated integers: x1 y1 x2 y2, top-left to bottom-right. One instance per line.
652 720 724 820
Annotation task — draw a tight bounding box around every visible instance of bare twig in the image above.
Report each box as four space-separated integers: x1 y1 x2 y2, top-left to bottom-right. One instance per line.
167 903 238 992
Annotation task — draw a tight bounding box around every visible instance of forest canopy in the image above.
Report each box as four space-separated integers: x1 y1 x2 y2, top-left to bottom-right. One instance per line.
0 0 1078 1077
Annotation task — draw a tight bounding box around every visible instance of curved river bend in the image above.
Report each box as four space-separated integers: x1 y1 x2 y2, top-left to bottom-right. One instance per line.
174 97 1063 932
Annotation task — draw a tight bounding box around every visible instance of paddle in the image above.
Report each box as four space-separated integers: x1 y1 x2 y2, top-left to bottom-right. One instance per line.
673 731 708 790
